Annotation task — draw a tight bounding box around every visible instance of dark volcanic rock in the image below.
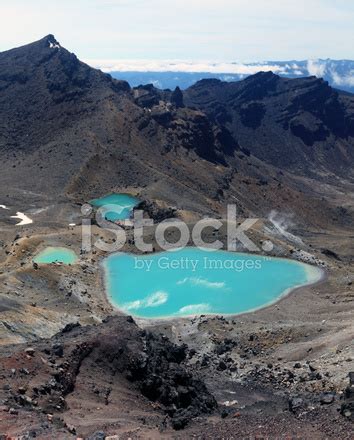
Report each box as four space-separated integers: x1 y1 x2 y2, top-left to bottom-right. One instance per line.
171 86 184 108
0 35 353 225
134 84 160 108
88 432 106 440
135 199 176 222
61 322 81 333
99 330 217 429
320 392 335 405
214 338 237 355
321 248 341 260
341 372 354 420
0 316 217 432
184 72 354 177
289 113 329 146
240 101 266 129
289 397 304 413
96 323 217 429
0 35 230 200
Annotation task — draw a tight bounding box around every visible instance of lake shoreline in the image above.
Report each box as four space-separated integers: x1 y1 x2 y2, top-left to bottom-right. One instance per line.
101 247 326 321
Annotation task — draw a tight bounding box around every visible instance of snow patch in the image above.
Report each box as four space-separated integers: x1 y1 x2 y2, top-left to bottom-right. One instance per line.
11 212 33 226
49 40 60 49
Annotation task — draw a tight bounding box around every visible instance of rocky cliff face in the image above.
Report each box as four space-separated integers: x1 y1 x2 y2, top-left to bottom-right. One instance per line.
0 35 353 224
0 36 235 201
184 72 354 177
0 35 129 152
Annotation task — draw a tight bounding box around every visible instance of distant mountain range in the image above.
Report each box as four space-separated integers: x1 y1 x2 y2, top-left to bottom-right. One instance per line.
102 60 354 93
0 36 353 225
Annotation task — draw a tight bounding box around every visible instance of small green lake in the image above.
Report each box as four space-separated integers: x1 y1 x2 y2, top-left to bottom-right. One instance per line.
103 248 323 318
90 193 139 221
34 247 78 264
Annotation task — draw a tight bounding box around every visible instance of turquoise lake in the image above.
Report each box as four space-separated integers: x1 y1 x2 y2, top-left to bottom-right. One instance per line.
34 247 78 264
90 193 139 221
103 248 323 318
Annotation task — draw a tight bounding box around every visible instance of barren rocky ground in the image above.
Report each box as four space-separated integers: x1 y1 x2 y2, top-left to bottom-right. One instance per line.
0 194 353 438
0 36 353 438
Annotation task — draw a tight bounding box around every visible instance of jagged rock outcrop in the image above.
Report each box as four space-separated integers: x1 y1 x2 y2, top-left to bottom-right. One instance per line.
0 316 217 434
171 86 184 108
184 72 354 177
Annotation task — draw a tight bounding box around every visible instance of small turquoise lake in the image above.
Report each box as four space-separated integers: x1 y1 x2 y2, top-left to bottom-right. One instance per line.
103 248 323 318
34 247 78 264
90 193 139 221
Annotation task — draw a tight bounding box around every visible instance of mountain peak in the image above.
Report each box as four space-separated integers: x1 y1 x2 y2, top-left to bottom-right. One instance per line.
0 35 131 153
45 33 56 41
45 34 61 49
243 70 280 84
26 34 61 51
0 34 62 59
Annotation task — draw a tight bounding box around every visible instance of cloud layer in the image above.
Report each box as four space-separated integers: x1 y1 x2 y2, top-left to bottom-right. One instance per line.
87 59 291 75
87 59 354 92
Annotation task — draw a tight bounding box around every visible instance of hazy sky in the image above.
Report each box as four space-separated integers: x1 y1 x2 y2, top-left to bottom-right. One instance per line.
1 0 353 63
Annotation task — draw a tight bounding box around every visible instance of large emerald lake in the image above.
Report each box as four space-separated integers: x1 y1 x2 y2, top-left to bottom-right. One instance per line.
103 248 323 318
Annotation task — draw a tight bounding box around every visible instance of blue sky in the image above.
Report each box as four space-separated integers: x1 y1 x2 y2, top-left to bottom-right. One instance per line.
1 0 353 63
